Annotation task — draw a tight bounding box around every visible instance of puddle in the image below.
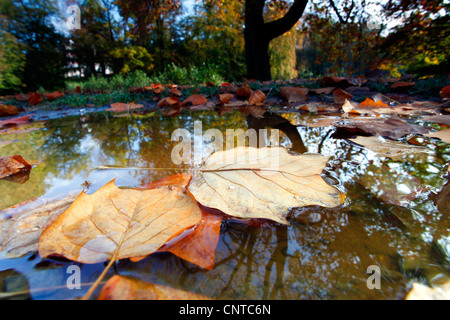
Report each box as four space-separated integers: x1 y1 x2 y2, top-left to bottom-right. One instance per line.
0 110 449 299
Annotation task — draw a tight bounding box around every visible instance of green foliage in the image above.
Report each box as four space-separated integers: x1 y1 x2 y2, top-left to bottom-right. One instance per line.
0 30 25 91
112 46 154 74
150 63 224 85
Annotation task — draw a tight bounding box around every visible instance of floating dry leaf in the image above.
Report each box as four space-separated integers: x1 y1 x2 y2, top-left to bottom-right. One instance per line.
405 281 450 300
188 147 343 225
349 136 431 161
98 275 212 300
38 180 202 264
0 191 79 258
0 155 32 180
426 128 450 144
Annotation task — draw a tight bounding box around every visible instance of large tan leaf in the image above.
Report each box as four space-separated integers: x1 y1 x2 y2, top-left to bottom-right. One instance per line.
188 147 343 225
349 136 431 161
38 180 202 264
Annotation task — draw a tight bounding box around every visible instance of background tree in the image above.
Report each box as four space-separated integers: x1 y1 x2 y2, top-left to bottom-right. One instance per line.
244 0 308 81
379 0 449 76
0 0 66 91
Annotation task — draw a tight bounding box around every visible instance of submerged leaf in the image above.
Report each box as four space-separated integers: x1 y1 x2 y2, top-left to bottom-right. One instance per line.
349 136 431 161
38 180 202 264
188 147 342 225
0 191 79 258
98 275 212 300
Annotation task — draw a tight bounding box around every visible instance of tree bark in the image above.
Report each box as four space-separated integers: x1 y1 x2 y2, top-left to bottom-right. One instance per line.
244 0 308 81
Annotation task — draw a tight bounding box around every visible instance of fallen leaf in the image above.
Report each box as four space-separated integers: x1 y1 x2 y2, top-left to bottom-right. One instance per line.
440 85 450 100
349 136 431 161
279 87 308 103
107 102 144 112
333 88 353 104
38 179 202 264
44 91 64 101
156 210 222 270
98 275 212 300
310 87 335 95
336 118 430 140
0 115 32 128
236 83 252 98
358 97 388 108
181 94 207 107
188 147 343 225
425 128 450 144
140 173 192 190
391 81 415 89
218 93 234 104
322 76 356 88
248 90 266 105
342 99 361 114
0 104 20 117
28 93 43 106
0 155 32 180
0 191 79 258
405 281 450 300
422 115 450 126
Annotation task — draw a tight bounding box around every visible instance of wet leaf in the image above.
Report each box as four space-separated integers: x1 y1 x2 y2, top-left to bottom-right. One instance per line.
0 115 32 128
181 94 207 107
333 88 353 104
235 83 252 98
188 147 343 225
405 281 450 300
0 104 20 117
107 102 144 112
440 85 450 100
218 93 234 104
153 210 222 270
248 90 266 105
98 275 212 300
349 136 431 161
426 128 450 144
0 191 79 258
44 91 64 101
336 118 430 140
279 87 308 103
0 155 32 180
38 180 202 264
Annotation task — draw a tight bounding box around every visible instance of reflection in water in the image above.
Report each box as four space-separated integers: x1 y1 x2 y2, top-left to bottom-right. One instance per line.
0 110 449 299
247 112 307 154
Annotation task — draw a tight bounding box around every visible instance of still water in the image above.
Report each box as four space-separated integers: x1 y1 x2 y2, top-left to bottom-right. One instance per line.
0 110 449 299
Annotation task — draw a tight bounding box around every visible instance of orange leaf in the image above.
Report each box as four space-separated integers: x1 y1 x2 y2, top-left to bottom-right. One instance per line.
0 115 32 128
107 102 144 112
218 93 234 104
440 85 450 99
391 81 415 89
0 104 20 117
140 173 192 190
236 83 252 98
44 91 64 101
0 155 32 180
248 89 266 105
358 97 388 108
98 275 212 300
181 94 207 107
28 93 43 106
156 210 222 270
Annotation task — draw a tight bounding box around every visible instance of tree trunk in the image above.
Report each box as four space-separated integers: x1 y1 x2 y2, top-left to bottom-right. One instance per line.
244 0 308 81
